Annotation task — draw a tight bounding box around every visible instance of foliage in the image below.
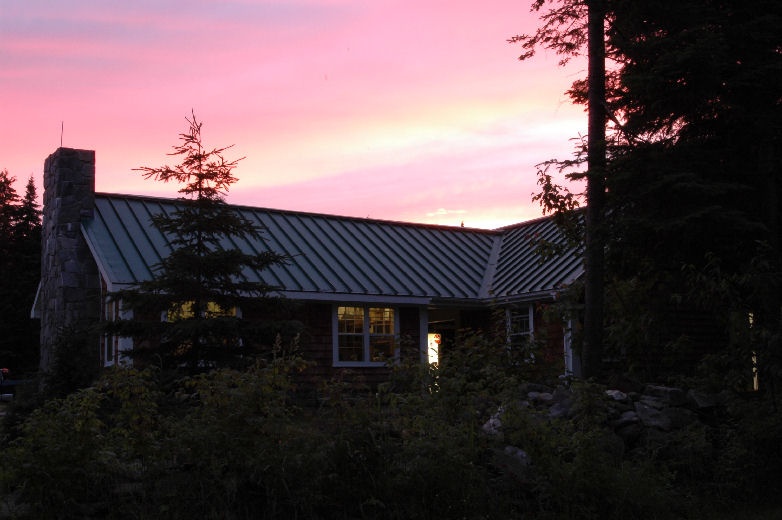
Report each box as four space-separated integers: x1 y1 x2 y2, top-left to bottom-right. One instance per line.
43 326 102 399
108 112 297 371
0 171 41 372
512 0 611 378
5 329 781 519
514 0 782 382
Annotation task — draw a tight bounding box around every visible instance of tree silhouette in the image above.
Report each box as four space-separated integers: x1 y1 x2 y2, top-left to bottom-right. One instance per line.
112 112 292 370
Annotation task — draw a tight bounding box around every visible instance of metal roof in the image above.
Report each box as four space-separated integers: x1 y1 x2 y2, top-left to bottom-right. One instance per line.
82 193 582 305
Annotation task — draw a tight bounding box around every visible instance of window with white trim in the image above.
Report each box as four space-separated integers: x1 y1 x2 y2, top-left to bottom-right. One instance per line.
101 297 133 367
508 306 532 342
507 305 534 360
101 298 119 365
334 305 397 366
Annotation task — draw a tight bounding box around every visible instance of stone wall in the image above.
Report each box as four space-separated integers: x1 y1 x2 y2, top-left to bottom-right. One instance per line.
38 148 100 373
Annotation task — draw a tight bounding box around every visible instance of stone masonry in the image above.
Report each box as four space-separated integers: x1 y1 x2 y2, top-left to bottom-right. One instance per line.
38 148 100 373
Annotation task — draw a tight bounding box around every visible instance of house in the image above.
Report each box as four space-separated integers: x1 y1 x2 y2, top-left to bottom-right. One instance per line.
33 147 583 383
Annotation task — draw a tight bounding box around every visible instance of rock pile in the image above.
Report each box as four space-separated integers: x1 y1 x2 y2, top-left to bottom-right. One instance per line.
483 382 727 465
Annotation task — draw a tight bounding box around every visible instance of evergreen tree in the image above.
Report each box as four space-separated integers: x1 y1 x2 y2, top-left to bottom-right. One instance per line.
602 0 782 382
510 0 610 378
514 0 782 381
0 170 20 366
0 171 42 372
15 176 42 243
112 112 294 371
0 169 18 245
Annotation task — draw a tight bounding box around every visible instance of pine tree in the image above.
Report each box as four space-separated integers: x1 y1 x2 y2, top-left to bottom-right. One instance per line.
112 112 293 370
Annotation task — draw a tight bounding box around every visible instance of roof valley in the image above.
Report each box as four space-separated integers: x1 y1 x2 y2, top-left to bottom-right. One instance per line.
477 233 504 301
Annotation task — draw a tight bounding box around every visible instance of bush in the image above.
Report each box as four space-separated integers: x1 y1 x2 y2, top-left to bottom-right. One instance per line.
1 330 781 519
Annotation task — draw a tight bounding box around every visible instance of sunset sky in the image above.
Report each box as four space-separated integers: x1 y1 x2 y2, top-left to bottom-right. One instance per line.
1 0 586 229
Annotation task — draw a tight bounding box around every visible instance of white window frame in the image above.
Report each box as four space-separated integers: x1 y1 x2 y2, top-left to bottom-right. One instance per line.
101 298 133 368
507 305 534 346
333 304 399 367
506 305 536 363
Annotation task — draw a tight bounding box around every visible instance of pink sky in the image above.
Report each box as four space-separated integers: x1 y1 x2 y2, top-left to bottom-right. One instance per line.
1 0 585 229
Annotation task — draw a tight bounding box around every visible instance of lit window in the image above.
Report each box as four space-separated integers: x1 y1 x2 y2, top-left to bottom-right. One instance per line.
335 305 397 365
166 301 238 321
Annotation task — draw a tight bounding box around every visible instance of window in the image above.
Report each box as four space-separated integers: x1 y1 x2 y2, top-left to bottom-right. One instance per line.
102 299 119 365
507 305 535 361
335 305 397 366
507 306 533 347
101 296 132 368
166 301 238 321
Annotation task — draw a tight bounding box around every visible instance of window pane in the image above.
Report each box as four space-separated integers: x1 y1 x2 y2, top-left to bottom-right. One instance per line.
369 307 394 334
339 335 364 362
168 301 194 321
338 306 364 334
510 311 530 335
204 301 236 318
370 335 395 361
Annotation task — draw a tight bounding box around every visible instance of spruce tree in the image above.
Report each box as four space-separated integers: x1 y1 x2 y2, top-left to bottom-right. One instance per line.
0 172 41 372
602 0 782 381
516 0 782 382
112 112 292 370
510 0 610 378
0 170 20 366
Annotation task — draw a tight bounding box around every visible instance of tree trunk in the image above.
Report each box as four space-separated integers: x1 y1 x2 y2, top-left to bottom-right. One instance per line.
580 0 607 379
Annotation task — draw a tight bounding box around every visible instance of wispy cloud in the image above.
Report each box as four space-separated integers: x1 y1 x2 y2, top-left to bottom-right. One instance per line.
1 0 584 229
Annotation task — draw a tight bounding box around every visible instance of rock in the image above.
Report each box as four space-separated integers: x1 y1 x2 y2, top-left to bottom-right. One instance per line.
644 385 687 406
527 391 554 404
615 422 644 446
687 389 719 410
612 410 639 430
524 382 553 394
606 389 629 402
493 445 532 481
482 406 504 436
639 395 666 409
635 401 672 431
662 406 697 430
549 398 574 419
504 445 530 465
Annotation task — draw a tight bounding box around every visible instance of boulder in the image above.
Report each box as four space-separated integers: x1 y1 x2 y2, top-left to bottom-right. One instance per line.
687 389 719 410
635 401 672 431
644 385 687 406
606 389 629 402
662 406 698 430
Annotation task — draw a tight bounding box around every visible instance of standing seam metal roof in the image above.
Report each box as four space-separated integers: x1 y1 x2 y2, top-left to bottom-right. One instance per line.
82 193 582 304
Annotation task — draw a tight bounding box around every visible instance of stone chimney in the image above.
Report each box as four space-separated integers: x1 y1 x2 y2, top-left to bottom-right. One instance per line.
38 148 100 373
